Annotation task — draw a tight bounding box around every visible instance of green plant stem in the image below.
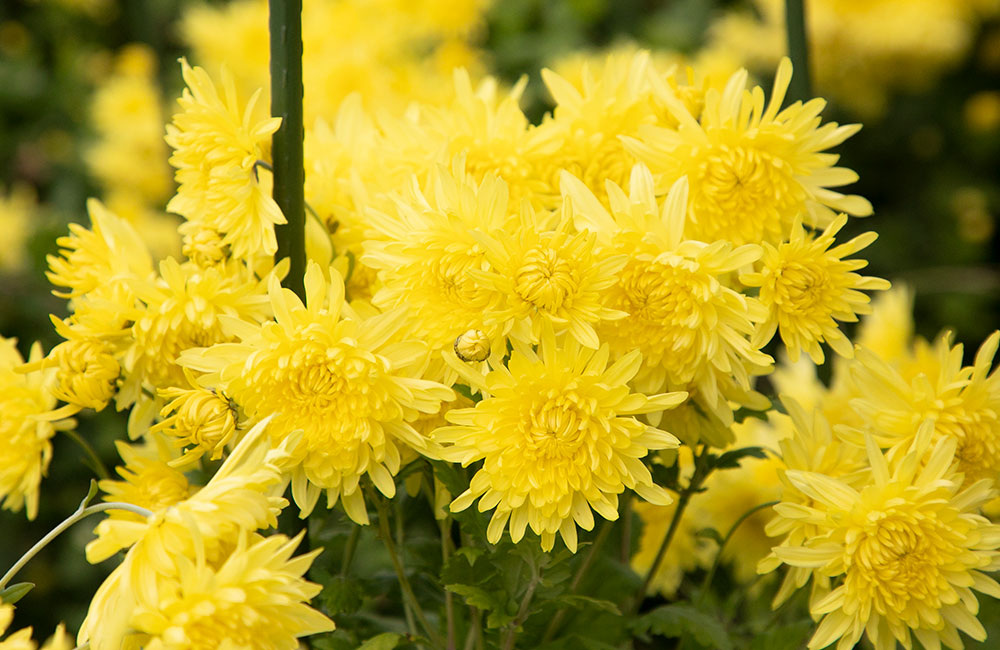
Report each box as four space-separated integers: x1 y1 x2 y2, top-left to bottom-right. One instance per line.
394 498 418 638
372 492 445 648
462 608 483 650
440 518 457 650
268 0 305 299
620 490 633 564
62 429 110 480
699 501 780 602
341 525 360 577
541 520 614 643
784 0 811 101
500 564 543 650
0 501 152 591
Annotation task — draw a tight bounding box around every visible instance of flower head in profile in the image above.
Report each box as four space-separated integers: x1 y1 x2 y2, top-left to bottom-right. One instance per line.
562 165 772 413
150 381 239 463
772 431 1000 650
180 262 454 524
166 59 285 261
741 215 890 364
625 58 871 246
1 338 75 520
435 327 686 551
129 532 334 650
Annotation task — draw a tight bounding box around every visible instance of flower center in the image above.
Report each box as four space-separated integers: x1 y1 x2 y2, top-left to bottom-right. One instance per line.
514 246 578 311
772 261 830 312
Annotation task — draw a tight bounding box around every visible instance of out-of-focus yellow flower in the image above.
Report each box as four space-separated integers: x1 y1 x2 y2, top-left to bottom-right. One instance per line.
624 59 871 247
166 60 284 261
853 284 915 364
1 338 75 520
0 184 37 273
770 431 1000 650
179 262 454 524
632 496 715 597
0 601 72 650
436 327 685 552
129 531 334 649
742 216 890 364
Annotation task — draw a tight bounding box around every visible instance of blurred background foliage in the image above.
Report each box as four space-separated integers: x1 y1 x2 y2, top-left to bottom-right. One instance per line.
1 0 999 646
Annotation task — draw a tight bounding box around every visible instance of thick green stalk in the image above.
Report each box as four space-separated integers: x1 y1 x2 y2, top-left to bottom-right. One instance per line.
784 0 812 102
269 0 306 299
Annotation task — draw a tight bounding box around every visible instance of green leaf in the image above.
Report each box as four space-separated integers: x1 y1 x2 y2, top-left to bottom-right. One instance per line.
429 460 469 503
633 603 734 650
319 575 366 616
714 446 767 470
554 594 621 615
695 527 724 545
748 620 813 650
358 632 405 650
445 583 499 611
0 582 34 605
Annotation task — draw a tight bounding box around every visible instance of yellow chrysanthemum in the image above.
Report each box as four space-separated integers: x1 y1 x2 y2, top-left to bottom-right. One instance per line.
849 331 1000 485
151 383 239 463
741 215 890 364
80 418 292 650
624 58 871 247
363 166 510 366
179 262 454 524
471 207 627 349
165 59 285 261
98 438 194 525
0 183 36 272
435 328 686 552
0 338 75 520
853 284 915 364
130 531 334 650
771 432 1000 650
0 602 71 650
563 165 772 414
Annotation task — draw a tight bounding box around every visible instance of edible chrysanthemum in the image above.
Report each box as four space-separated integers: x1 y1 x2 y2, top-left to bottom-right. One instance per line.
435 327 686 551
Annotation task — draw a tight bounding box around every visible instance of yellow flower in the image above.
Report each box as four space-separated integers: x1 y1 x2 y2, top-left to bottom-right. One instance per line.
849 331 1000 485
98 438 194 524
179 262 454 524
624 58 871 247
151 383 239 463
0 602 71 650
130 532 334 650
31 316 120 412
471 207 627 349
853 284 915 364
0 183 36 272
0 338 75 520
435 328 686 552
771 432 1000 650
363 165 510 366
165 59 285 261
741 215 890 364
562 165 772 416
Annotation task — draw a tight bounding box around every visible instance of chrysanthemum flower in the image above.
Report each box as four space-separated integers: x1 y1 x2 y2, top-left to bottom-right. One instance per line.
179 262 454 523
624 58 871 246
130 532 334 650
0 338 75 520
363 165 510 368
151 382 239 463
435 327 686 551
471 207 627 349
562 165 772 414
849 331 1000 485
165 59 285 261
741 215 890 364
97 439 194 525
771 432 1000 650
0 601 71 650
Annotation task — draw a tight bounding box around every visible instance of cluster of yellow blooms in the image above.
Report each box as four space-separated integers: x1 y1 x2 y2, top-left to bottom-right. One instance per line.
1 1 999 649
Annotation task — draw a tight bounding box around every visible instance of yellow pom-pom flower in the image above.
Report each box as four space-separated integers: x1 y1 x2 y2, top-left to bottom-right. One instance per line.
624 58 871 247
435 327 686 552
129 532 334 650
771 431 1000 650
165 59 285 261
151 383 239 463
741 215 890 364
180 262 454 524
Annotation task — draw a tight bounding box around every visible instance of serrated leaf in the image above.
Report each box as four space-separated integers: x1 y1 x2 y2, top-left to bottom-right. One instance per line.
358 632 405 650
714 446 767 470
0 582 34 605
320 576 365 616
633 603 734 650
455 546 484 565
555 594 621 615
445 583 501 612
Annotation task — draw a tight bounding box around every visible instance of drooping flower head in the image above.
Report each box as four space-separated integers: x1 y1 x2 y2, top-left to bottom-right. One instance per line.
435 327 686 551
771 431 1000 650
180 262 454 523
741 215 890 364
625 58 871 247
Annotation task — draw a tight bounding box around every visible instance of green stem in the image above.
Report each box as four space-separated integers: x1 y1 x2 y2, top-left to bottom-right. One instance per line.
440 518 457 650
372 492 445 648
699 501 780 602
500 563 542 650
784 0 811 102
341 525 360 577
62 429 110 480
1 501 152 591
268 0 305 299
620 490 633 564
541 520 614 643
